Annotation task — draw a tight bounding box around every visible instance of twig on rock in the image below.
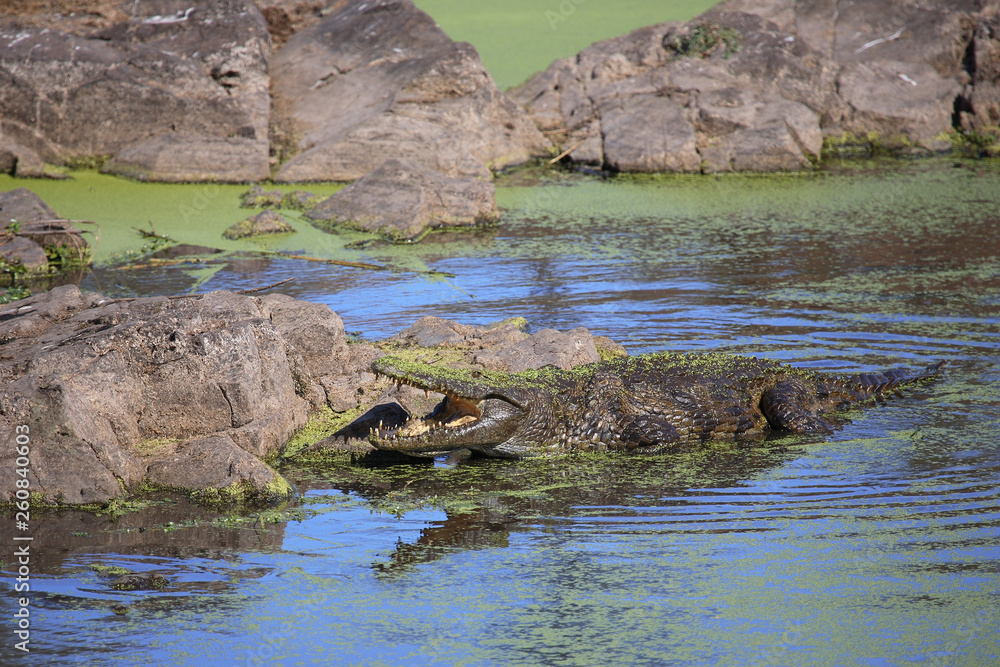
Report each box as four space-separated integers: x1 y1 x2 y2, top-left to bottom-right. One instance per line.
549 139 587 164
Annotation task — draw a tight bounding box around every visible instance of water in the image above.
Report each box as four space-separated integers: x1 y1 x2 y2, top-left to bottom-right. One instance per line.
2 157 999 665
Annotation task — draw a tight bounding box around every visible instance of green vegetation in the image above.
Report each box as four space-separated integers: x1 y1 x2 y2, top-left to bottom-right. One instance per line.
822 130 914 157
44 241 92 269
668 22 742 59
190 475 295 508
280 406 366 461
942 126 1000 158
0 286 29 304
63 154 112 171
89 564 132 577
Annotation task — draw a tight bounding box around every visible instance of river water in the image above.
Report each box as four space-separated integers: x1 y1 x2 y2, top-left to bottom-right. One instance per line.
2 157 998 665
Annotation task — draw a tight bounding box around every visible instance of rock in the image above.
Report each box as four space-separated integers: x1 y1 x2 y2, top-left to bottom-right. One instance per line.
110 573 169 591
260 293 347 377
223 210 294 240
305 158 498 241
270 0 550 182
145 434 286 499
390 315 610 372
0 286 353 504
241 185 284 208
511 0 1000 171
0 135 45 177
281 190 322 210
104 135 269 183
0 1 271 182
0 188 90 275
392 316 482 348
834 61 961 151
150 243 224 259
241 187 321 210
474 327 601 372
0 235 48 272
957 12 1000 153
0 186 58 223
254 0 325 46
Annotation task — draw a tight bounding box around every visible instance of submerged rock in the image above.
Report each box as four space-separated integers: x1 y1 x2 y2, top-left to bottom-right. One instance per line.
223 210 294 239
109 573 169 591
0 1 271 182
281 190 323 210
305 158 498 242
511 0 1000 172
241 185 284 208
270 0 550 182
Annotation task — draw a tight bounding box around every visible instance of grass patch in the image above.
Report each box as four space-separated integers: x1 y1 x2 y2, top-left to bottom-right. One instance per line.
667 22 742 59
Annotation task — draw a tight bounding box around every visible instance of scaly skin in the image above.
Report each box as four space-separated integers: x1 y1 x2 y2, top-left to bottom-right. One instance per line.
370 352 943 458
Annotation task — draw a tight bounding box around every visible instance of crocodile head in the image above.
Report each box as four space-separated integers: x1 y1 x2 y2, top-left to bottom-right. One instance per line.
370 356 560 458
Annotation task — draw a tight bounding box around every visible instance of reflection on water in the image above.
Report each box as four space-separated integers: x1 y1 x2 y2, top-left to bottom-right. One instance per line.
3 158 1000 665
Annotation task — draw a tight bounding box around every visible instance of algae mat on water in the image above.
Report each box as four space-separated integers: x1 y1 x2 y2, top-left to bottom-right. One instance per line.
0 172 350 264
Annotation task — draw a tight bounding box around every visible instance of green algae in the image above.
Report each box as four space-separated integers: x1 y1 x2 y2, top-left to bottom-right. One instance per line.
281 406 369 462
88 564 132 577
667 22 742 59
190 475 295 508
0 171 346 264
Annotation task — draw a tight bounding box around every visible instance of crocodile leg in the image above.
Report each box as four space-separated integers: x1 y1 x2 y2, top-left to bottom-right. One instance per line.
620 416 681 450
760 379 834 434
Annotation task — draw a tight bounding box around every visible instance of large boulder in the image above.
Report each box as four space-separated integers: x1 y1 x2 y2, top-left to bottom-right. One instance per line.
0 0 271 182
304 158 499 241
511 0 1000 172
270 0 551 182
0 286 353 504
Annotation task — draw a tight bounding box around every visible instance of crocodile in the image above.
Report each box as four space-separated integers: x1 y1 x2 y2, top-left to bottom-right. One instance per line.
369 352 943 458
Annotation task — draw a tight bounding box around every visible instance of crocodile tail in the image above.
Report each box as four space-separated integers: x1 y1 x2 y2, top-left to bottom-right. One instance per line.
845 361 945 395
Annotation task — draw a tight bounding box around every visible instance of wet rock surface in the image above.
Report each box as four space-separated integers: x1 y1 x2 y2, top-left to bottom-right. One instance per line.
511 0 1000 172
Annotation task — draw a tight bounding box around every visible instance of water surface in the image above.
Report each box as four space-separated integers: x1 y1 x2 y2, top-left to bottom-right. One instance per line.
2 157 999 666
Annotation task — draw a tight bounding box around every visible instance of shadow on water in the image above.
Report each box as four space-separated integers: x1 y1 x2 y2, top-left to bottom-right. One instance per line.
287 437 814 577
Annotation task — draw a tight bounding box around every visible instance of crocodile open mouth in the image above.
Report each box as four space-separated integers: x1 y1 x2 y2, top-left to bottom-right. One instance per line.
390 393 482 438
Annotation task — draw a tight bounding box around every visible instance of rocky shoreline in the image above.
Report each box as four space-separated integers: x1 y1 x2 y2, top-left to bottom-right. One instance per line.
0 284 625 506
511 0 1000 172
2 0 998 240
